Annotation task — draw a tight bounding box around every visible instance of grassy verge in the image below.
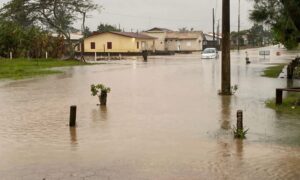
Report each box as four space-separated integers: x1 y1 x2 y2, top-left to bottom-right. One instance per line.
262 64 286 78
0 58 88 80
266 92 300 115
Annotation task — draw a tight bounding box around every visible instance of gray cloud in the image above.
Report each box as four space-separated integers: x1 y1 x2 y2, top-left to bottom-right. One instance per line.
0 0 254 33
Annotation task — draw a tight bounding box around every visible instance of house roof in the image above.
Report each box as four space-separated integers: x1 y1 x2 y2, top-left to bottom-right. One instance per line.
87 31 156 39
52 32 83 40
146 27 173 32
204 33 222 40
165 31 203 40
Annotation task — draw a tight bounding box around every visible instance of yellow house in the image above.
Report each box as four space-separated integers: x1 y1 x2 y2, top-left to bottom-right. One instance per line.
81 31 156 53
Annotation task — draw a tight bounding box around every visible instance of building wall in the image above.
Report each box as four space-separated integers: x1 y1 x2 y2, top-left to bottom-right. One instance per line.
142 31 167 51
83 33 154 53
166 38 203 51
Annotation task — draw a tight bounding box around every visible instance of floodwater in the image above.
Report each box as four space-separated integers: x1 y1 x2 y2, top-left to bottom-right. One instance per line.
0 46 300 179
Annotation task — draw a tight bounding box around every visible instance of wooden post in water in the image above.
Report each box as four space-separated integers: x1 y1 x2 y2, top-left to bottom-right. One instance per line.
287 65 292 79
276 89 283 105
221 0 231 95
237 110 243 131
69 106 77 127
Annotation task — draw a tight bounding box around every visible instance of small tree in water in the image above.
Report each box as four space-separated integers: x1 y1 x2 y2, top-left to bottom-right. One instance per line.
91 84 111 106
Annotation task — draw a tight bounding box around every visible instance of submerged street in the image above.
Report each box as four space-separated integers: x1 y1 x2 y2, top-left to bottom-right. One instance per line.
0 47 300 179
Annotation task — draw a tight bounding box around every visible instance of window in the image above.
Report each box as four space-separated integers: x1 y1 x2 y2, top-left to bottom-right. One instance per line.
107 42 112 49
137 42 139 49
91 42 95 49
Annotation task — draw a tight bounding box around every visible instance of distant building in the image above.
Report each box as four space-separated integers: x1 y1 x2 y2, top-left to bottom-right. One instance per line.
142 28 204 52
80 31 156 53
142 27 172 51
202 33 222 50
165 31 203 51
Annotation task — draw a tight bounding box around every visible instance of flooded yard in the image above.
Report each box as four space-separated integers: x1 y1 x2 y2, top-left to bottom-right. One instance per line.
0 47 300 179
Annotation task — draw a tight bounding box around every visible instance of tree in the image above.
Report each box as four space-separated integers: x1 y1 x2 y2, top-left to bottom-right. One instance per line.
0 19 65 58
250 0 300 49
97 23 120 33
1 0 98 58
281 0 300 31
84 27 92 37
0 0 35 28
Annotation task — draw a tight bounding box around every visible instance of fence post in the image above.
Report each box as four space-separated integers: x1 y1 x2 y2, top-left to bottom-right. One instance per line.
10 52 12 60
237 110 243 131
69 106 77 127
276 89 283 105
287 65 293 79
94 52 97 61
46 52 48 59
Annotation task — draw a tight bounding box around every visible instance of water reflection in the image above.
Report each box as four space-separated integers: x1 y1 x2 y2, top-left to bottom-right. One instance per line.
100 106 108 121
287 79 294 88
0 48 300 179
220 96 232 130
69 127 78 147
91 106 109 121
235 139 244 159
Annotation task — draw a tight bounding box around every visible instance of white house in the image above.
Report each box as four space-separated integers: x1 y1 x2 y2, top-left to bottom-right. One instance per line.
142 28 204 52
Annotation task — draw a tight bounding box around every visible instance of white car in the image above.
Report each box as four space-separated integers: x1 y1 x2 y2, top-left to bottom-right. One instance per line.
201 48 219 59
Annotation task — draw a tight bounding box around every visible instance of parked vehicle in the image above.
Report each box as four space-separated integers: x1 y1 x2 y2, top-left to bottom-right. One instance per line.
201 48 218 59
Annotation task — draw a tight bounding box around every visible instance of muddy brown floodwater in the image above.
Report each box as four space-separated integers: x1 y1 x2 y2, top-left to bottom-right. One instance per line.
0 46 300 179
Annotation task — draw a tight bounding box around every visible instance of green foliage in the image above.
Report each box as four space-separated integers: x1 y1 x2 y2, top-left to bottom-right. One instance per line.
231 85 238 94
0 20 65 58
266 93 300 115
250 0 300 49
0 58 87 80
0 0 35 27
97 23 121 33
262 64 286 78
233 127 249 139
84 26 92 37
0 0 99 58
218 85 238 95
91 84 111 96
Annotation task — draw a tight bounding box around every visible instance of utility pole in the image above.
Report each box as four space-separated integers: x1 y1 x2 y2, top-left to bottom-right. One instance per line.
221 0 231 95
80 12 86 62
213 8 215 47
217 19 220 47
237 0 240 51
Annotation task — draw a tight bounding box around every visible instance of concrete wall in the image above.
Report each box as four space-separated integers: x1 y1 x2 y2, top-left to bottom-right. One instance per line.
166 38 203 51
83 33 154 53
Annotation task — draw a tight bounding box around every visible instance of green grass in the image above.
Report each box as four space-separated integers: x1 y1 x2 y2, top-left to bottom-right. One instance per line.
262 64 286 78
266 92 300 115
0 58 88 80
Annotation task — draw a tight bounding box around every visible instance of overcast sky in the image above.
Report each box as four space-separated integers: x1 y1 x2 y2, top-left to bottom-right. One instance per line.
0 0 254 33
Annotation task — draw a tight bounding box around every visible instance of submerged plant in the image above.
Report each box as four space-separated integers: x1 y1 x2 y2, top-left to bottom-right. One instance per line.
218 84 239 95
91 84 111 105
233 126 249 139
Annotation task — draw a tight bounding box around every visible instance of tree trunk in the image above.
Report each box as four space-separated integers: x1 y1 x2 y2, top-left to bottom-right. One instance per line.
221 0 231 95
99 91 107 105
